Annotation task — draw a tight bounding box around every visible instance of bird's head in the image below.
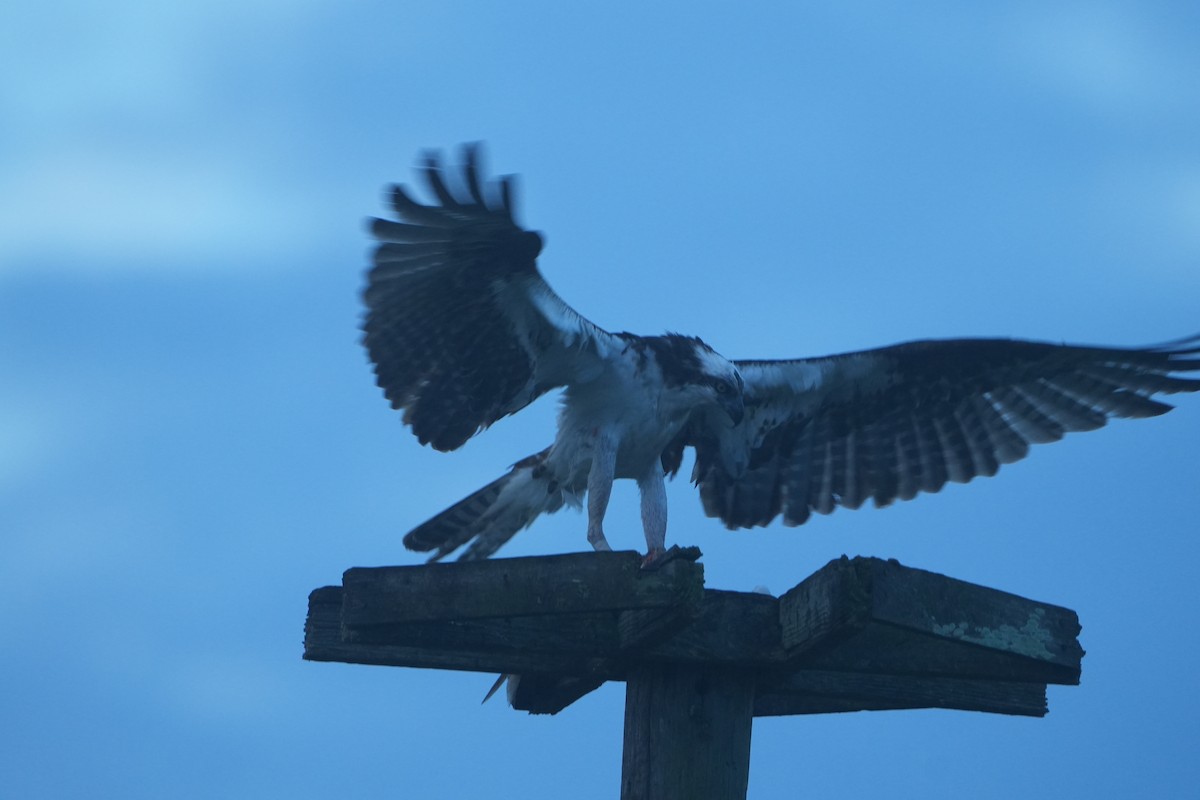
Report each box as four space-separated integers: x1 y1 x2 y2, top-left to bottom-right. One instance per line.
650 334 745 426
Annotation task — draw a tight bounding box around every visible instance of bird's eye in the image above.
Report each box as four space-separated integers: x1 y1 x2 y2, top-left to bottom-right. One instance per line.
715 381 728 394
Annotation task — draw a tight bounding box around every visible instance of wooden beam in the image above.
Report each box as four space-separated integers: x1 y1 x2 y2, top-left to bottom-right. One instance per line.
305 587 613 676
621 665 755 800
648 590 782 664
345 610 620 654
341 550 703 626
755 670 1048 717
616 557 705 650
780 557 1083 685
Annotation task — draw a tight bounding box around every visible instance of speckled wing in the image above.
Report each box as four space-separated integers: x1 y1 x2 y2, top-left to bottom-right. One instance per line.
363 145 617 451
682 336 1200 528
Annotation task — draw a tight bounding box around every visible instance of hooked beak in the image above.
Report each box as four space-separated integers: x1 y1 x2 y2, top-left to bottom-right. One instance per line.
722 393 745 427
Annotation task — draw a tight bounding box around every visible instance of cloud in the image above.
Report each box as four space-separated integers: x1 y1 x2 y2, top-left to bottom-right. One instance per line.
0 398 59 491
0 143 326 275
0 0 331 277
992 5 1200 263
3 1 323 129
1001 4 1199 117
1094 159 1200 263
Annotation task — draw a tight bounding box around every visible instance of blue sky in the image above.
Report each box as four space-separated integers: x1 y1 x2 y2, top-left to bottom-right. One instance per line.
3 2 1198 797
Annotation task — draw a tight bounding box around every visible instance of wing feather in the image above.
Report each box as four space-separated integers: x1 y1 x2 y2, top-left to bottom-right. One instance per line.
883 411 913 503
363 144 617 451
915 411 948 494
689 336 1200 528
781 424 814 525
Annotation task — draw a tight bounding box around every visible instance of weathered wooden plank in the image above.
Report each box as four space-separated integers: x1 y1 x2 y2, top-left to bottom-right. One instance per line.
345 611 619 655
307 585 779 676
777 556 871 654
305 586 612 676
510 562 710 714
303 586 345 658
617 556 706 650
867 558 1082 678
618 606 691 651
793 621 1075 684
315 577 1080 683
621 666 755 800
780 557 1083 685
342 550 704 626
754 670 1048 717
645 590 783 664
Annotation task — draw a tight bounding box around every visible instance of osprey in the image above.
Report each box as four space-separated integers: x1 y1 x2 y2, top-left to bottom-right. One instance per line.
363 145 1200 563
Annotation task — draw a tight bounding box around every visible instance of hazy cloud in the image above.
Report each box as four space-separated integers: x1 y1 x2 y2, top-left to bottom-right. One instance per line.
1002 4 1199 116
1 0 330 277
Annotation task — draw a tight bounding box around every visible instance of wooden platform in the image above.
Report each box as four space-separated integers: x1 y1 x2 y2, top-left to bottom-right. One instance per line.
304 550 1082 717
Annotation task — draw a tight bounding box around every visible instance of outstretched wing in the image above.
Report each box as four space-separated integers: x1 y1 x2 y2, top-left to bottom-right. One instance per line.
363 145 620 451
681 336 1200 528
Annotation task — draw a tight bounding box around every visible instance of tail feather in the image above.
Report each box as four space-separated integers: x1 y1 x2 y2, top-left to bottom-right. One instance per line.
402 474 512 557
402 451 563 561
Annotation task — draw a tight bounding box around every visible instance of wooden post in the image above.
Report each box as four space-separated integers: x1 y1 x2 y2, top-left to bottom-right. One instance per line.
621 665 755 800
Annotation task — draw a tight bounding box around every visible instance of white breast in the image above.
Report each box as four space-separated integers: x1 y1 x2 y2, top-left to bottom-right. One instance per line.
548 346 684 483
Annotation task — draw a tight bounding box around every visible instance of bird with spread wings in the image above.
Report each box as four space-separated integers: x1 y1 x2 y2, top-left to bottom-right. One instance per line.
362 145 1199 563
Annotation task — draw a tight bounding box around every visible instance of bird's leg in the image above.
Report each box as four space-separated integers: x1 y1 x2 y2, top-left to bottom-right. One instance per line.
586 433 616 552
637 466 667 565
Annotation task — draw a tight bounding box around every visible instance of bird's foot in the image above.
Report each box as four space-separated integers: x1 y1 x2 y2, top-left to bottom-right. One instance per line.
640 544 703 570
640 547 665 568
